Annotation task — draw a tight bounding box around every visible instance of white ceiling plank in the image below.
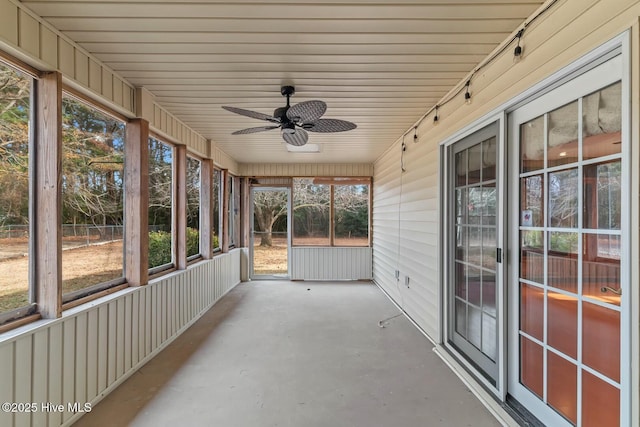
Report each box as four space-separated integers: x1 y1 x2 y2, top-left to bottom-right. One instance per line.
65 31 509 45
44 17 525 34
20 0 544 164
26 3 541 19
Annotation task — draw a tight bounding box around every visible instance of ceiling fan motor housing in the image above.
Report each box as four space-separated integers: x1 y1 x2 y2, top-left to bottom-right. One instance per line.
273 106 288 120
280 85 295 97
282 122 296 134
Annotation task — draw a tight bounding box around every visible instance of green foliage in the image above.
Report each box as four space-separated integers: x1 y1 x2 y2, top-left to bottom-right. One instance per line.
187 227 200 257
149 230 172 268
149 228 216 267
335 207 369 238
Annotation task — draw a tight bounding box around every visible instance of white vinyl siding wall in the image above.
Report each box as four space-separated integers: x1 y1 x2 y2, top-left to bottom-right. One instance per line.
373 132 440 340
373 1 640 424
0 250 241 427
373 0 640 348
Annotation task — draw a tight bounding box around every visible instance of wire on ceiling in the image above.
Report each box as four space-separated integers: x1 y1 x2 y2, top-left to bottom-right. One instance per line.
395 0 560 143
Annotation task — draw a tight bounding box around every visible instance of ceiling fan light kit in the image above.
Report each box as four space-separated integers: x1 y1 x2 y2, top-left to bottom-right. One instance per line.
222 85 357 147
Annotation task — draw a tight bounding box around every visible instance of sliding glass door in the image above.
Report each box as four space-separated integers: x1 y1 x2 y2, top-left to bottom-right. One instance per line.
508 54 627 427
447 122 502 387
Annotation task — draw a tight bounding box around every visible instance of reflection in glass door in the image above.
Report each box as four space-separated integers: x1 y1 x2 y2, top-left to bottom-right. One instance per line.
251 188 290 278
448 123 500 385
509 55 626 427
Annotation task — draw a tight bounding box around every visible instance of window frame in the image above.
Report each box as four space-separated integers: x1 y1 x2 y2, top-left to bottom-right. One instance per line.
212 167 223 254
185 153 203 262
292 177 371 248
226 173 240 249
0 58 38 326
59 91 129 305
147 134 176 276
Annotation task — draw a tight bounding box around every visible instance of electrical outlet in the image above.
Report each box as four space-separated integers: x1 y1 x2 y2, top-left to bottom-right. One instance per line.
405 276 410 288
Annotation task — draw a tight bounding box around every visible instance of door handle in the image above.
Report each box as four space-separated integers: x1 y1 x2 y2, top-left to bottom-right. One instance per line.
600 286 622 296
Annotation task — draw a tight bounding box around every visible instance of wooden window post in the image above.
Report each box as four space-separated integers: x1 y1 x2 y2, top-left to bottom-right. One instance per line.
241 177 250 248
175 145 187 269
200 159 213 259
125 118 149 286
35 71 62 318
221 169 230 253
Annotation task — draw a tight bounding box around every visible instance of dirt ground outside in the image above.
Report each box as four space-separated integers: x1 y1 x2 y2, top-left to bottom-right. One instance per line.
1 235 369 311
0 239 122 311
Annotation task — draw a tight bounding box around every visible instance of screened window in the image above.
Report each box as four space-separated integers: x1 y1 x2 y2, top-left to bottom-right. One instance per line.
293 178 370 247
293 178 330 245
61 95 126 301
334 183 370 246
186 156 201 259
148 137 174 271
0 61 33 319
227 174 240 248
212 168 221 253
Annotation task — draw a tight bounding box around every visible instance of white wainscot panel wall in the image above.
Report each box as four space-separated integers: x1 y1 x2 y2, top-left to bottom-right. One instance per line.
0 249 241 427
291 247 372 281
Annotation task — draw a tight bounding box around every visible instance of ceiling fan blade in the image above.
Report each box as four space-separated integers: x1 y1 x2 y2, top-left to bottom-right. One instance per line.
305 119 357 133
282 129 309 146
222 106 279 123
231 125 280 135
286 100 327 123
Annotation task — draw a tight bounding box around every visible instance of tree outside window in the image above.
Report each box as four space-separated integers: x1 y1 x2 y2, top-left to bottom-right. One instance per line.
148 137 174 270
61 95 126 301
0 61 32 315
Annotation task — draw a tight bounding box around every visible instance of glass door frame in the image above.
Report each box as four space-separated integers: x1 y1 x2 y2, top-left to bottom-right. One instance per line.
441 115 508 399
506 50 630 427
249 186 292 280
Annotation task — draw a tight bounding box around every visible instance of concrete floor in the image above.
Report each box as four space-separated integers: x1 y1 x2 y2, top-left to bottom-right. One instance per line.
74 281 501 427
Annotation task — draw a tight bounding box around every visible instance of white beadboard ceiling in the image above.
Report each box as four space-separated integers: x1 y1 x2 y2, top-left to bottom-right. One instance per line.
21 0 545 164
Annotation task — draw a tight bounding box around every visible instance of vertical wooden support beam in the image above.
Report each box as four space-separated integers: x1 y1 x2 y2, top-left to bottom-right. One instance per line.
241 177 251 248
221 169 230 253
175 145 187 269
35 71 62 319
125 119 149 286
200 159 213 259
329 184 335 246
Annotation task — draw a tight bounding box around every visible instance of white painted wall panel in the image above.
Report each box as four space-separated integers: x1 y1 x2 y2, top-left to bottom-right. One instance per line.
0 0 137 113
61 318 75 424
75 313 88 407
0 0 18 45
48 323 63 427
14 336 31 427
149 103 210 158
291 247 372 280
32 329 48 427
96 306 108 393
0 343 13 426
86 310 98 403
0 250 242 427
107 302 117 387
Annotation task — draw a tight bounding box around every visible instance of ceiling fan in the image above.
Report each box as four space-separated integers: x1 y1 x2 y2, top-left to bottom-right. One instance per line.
222 86 357 146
